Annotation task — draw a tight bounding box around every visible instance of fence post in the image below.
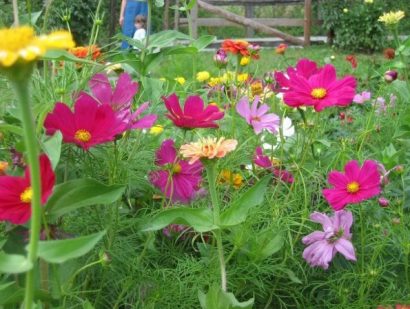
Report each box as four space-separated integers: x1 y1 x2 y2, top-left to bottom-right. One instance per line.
174 0 180 30
191 1 199 38
304 0 312 46
244 3 254 37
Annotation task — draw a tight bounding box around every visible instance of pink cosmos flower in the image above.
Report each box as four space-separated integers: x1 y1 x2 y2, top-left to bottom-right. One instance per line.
162 94 224 129
353 91 371 104
149 139 203 203
0 154 55 225
322 160 381 211
236 96 280 134
283 63 356 111
253 147 294 183
44 95 127 150
81 73 157 130
302 210 356 269
274 58 319 91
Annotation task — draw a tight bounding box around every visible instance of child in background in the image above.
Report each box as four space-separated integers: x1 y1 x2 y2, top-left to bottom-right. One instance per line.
133 15 146 44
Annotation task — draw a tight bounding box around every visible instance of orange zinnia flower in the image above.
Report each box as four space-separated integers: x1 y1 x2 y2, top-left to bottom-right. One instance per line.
180 137 238 164
222 39 250 57
69 45 101 60
275 43 287 55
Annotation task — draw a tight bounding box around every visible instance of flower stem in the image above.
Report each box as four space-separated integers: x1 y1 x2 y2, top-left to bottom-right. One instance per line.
205 163 227 292
10 78 42 309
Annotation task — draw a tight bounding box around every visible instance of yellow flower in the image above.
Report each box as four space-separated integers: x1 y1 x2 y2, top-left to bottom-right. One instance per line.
149 125 164 135
105 62 122 74
219 169 243 189
343 8 349 13
364 0 373 3
379 11 405 25
0 26 74 68
174 77 186 85
251 81 264 96
196 71 210 82
180 137 238 164
159 77 166 82
240 56 250 66
237 73 249 83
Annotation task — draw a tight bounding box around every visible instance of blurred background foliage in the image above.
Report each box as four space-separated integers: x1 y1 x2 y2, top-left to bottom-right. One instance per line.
0 0 409 49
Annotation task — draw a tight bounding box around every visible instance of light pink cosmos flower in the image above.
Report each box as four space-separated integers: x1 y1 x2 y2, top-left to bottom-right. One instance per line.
353 91 371 104
322 160 381 211
236 96 280 134
302 210 356 270
81 73 157 130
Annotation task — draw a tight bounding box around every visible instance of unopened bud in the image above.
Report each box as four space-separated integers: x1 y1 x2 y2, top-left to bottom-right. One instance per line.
378 197 389 207
384 70 398 83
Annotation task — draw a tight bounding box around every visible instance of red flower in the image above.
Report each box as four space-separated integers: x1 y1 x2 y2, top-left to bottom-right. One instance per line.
44 95 127 150
162 94 224 129
221 39 250 57
383 48 395 59
0 155 55 225
275 43 288 55
345 55 357 69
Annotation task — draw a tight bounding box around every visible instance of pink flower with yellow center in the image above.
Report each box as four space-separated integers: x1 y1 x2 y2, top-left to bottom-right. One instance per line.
44 95 127 150
149 139 203 203
180 137 238 164
322 160 381 211
0 155 55 224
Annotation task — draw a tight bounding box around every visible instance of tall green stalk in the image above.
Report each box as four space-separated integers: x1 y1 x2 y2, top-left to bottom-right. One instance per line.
10 77 42 309
205 163 227 292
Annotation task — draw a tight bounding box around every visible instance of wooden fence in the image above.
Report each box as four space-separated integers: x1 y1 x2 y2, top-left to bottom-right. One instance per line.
170 0 316 46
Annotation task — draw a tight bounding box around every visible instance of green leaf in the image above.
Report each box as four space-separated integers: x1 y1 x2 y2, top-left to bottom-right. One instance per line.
283 269 302 284
0 252 32 274
42 131 63 169
0 123 23 135
42 50 95 65
191 35 216 50
20 11 43 25
141 208 217 233
199 285 254 309
186 0 198 10
220 175 271 227
36 231 105 263
117 33 146 50
392 80 410 102
154 0 165 7
46 179 126 218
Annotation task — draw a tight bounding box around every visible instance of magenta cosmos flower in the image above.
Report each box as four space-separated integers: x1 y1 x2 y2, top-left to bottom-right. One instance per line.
276 60 356 112
80 73 157 130
236 96 280 134
162 94 224 129
0 154 55 224
149 139 203 203
253 147 294 183
274 58 319 91
44 95 127 150
322 160 381 211
302 210 356 269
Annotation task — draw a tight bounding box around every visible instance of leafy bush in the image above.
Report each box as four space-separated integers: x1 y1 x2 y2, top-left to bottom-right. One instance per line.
319 0 385 52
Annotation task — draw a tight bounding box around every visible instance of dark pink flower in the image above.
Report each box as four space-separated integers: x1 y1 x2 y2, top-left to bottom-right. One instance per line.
149 139 203 203
236 96 280 135
162 94 224 129
282 63 356 111
302 210 356 269
44 95 127 150
0 155 55 225
253 147 294 184
274 58 319 91
322 160 381 211
83 73 157 129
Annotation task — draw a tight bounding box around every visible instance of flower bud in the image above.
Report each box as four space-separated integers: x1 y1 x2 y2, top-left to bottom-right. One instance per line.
378 197 389 207
213 49 228 68
394 165 404 174
384 70 398 83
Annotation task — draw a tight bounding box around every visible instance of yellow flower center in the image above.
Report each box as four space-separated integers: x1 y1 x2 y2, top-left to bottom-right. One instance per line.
20 187 33 203
74 129 92 142
172 163 182 174
311 88 327 99
346 181 360 193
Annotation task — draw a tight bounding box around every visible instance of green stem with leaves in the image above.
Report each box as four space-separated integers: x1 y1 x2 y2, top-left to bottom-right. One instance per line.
205 162 227 292
10 76 41 309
